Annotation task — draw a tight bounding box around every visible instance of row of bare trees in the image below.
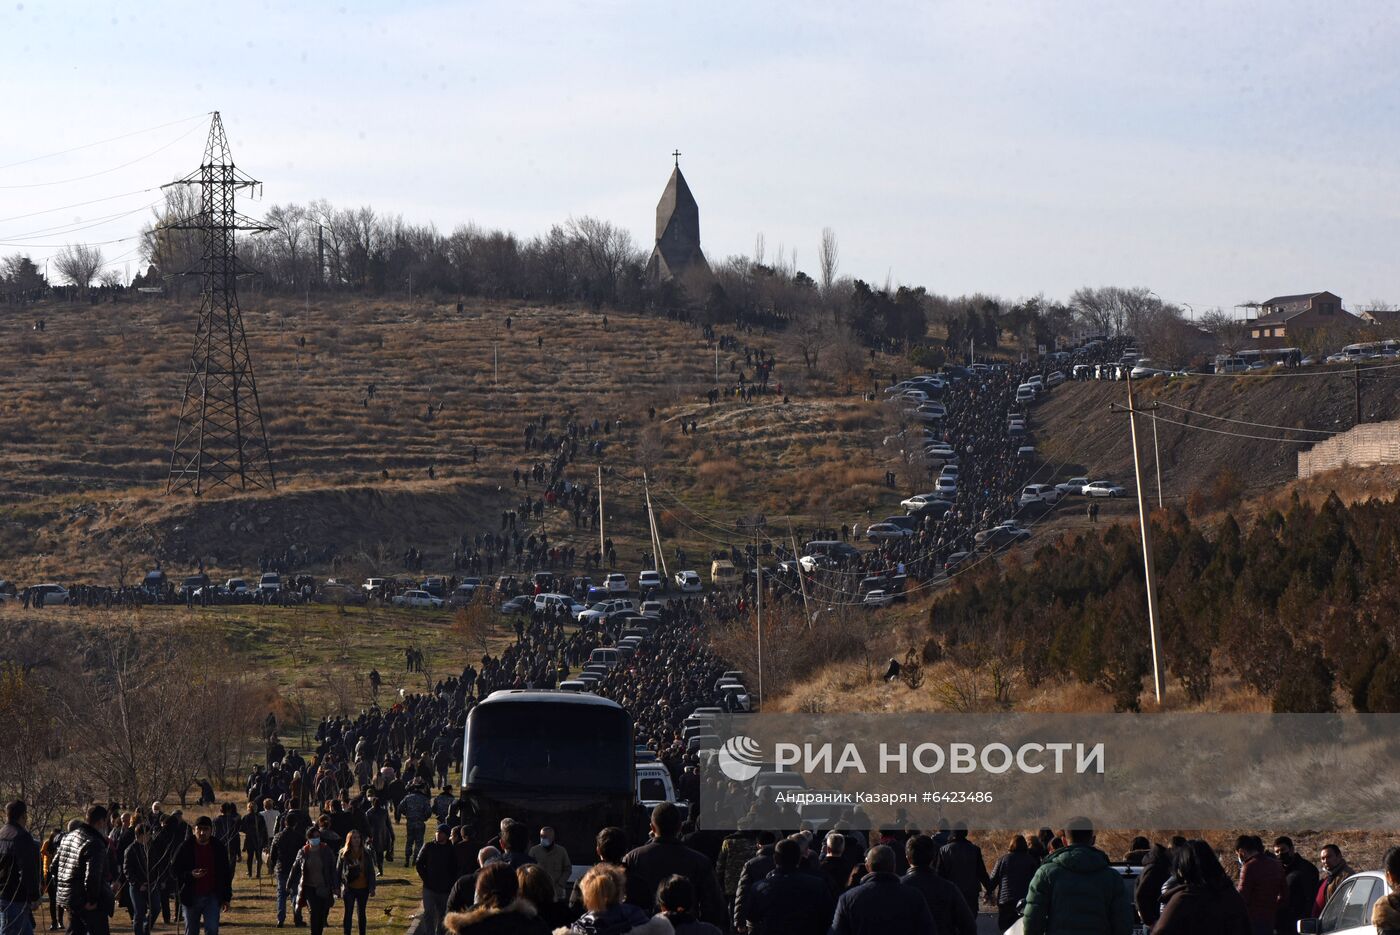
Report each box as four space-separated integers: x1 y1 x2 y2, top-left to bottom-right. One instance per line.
0 619 268 832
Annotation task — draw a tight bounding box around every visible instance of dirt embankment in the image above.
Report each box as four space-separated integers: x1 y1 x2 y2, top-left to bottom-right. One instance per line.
1033 371 1400 499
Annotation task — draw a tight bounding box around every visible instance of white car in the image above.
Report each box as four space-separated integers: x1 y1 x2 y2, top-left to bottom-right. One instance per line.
259 573 281 594
392 589 444 609
637 570 663 593
1045 370 1066 387
900 492 943 511
604 573 629 594
1019 484 1062 506
673 570 702 592
1083 480 1125 498
577 598 636 624
934 476 958 496
640 600 664 619
1295 869 1388 935
940 464 960 479
29 583 69 606
865 522 914 540
862 590 895 608
916 402 947 419
1055 477 1090 496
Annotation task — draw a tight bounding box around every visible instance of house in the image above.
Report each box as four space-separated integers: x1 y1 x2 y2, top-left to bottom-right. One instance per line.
1248 291 1361 344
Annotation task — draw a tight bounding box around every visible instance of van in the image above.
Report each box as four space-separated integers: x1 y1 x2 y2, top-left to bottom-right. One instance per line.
1215 357 1248 374
636 760 679 811
588 648 619 668
711 560 739 588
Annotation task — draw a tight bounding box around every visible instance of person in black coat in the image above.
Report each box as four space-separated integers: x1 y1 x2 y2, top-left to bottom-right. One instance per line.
902 835 976 935
732 841 776 932
620 804 723 924
1273 836 1320 935
0 799 42 930
741 838 834 935
988 834 1041 931
936 827 991 919
122 824 154 935
831 845 934 935
1134 843 1173 926
171 816 234 934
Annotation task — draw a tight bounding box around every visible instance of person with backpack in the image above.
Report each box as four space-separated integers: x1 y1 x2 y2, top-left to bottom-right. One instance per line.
292 828 336 935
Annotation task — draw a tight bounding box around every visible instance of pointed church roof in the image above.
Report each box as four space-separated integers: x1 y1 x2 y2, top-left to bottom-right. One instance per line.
647 163 710 284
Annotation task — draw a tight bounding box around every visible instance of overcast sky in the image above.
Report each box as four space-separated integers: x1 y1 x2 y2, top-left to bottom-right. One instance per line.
2 0 1397 310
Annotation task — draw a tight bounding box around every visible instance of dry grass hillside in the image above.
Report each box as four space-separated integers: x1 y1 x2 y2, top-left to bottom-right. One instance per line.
1033 371 1400 501
0 296 906 578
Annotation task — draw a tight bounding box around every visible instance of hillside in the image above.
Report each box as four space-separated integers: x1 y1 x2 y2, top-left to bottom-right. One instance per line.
1033 371 1400 500
0 296 900 578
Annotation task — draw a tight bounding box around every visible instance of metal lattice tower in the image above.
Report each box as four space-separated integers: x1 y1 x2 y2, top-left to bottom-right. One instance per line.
162 112 276 495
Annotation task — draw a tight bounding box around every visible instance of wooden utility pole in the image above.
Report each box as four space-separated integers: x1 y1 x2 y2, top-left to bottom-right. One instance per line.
1352 362 1364 427
1115 373 1167 705
789 522 812 627
597 465 605 566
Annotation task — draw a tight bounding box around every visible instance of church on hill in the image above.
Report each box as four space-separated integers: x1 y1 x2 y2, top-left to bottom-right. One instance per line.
645 151 712 286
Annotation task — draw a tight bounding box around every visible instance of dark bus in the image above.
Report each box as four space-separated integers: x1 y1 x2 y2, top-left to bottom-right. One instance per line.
461 690 637 871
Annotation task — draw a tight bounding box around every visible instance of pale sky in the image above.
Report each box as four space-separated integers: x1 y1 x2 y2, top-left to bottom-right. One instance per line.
2 0 1398 310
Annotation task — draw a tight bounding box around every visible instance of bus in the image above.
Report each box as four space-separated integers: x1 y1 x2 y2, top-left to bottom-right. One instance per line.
1336 340 1400 362
461 690 638 873
1217 347 1302 371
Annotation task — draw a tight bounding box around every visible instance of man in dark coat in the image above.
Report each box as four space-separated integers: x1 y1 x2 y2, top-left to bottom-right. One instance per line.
830 845 934 935
741 837 834 935
1273 836 1320 935
0 800 42 935
621 804 723 923
732 836 777 932
936 826 992 919
902 834 976 935
1134 843 1173 926
416 824 458 935
171 816 233 935
54 805 114 935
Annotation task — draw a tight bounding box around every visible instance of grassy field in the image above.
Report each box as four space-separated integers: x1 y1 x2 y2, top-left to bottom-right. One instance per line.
0 295 913 581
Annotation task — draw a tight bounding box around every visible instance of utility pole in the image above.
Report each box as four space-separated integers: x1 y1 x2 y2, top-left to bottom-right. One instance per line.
1151 413 1163 506
1352 362 1364 427
755 559 763 708
643 472 668 578
1113 373 1166 705
789 522 812 627
597 465 605 566
493 343 499 385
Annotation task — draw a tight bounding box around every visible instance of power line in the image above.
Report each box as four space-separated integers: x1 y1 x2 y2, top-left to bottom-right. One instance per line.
0 234 140 249
1150 412 1316 444
0 187 160 224
0 201 162 242
1154 400 1341 435
0 113 210 171
0 122 207 190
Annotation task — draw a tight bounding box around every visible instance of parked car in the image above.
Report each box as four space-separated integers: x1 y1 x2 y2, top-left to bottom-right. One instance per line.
258 572 281 595
636 570 663 593
1083 480 1125 498
448 584 478 607
865 522 914 540
577 598 636 624
640 600 664 619
943 552 970 573
1045 370 1066 387
225 578 251 596
934 476 958 495
1296 869 1389 935
1019 484 1062 507
499 595 532 615
863 589 895 608
711 560 739 588
29 583 69 606
908 499 953 520
604 573 629 594
393 589 444 609
975 521 1032 547
673 570 702 592
1055 477 1090 496
901 492 944 511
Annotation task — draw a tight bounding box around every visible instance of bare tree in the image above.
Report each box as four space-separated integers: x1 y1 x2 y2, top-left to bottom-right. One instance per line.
818 227 839 292
53 243 104 297
1199 309 1251 357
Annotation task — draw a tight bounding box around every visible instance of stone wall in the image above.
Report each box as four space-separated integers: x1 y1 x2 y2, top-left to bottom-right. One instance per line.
1298 420 1400 478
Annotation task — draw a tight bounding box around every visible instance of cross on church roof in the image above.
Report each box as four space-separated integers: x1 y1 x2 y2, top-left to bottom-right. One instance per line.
672 149 681 168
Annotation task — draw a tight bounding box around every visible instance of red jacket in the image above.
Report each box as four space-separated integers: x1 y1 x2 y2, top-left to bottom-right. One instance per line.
1237 854 1283 924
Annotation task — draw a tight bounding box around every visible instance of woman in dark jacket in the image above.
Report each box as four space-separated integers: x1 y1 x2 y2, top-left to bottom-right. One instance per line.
988 835 1040 932
1373 846 1400 935
1151 840 1250 935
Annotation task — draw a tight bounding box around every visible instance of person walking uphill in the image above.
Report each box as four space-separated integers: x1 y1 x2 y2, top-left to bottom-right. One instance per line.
293 828 336 935
54 805 114 935
1021 819 1132 935
172 816 233 935
0 800 42 935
